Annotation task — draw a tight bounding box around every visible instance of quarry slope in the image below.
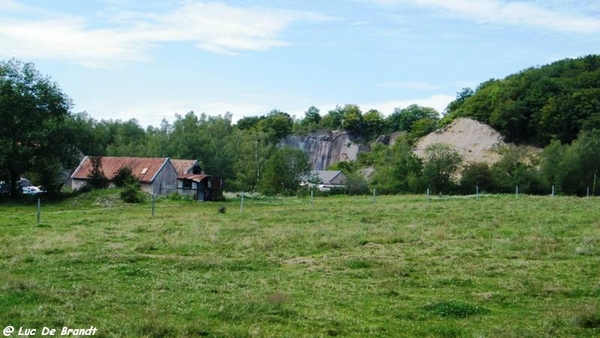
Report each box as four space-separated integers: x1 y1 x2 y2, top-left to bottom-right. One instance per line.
413 118 506 164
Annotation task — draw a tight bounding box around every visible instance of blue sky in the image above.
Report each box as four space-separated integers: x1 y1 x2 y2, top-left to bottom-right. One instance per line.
1 0 599 127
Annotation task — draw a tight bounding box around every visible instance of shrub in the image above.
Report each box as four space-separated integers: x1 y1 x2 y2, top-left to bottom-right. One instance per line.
345 173 369 195
120 183 145 203
460 162 493 194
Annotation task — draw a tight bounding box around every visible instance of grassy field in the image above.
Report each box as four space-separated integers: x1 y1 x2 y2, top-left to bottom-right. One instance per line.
1 191 600 337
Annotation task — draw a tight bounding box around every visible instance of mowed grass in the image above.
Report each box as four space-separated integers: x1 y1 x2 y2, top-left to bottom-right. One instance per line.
1 191 600 337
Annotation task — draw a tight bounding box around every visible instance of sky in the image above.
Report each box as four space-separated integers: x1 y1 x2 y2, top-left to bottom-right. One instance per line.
1 0 599 127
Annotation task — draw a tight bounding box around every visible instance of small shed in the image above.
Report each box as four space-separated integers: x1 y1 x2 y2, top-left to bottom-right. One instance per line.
177 174 223 201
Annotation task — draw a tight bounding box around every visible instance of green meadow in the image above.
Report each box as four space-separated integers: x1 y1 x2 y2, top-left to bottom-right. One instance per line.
1 191 600 337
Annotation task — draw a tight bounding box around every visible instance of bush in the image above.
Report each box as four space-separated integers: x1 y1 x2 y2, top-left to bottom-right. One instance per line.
345 173 369 195
460 162 493 194
120 184 145 203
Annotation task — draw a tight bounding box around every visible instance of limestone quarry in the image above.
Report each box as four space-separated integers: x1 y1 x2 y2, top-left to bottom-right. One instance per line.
281 131 370 170
282 118 507 170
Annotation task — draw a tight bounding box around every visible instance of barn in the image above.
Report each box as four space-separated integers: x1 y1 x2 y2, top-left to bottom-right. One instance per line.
71 156 199 196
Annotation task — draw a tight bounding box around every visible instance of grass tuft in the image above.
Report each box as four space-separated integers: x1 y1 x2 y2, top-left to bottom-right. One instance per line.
346 259 374 269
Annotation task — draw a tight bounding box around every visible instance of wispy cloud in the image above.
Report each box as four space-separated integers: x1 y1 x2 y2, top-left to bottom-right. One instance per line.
377 0 600 33
0 0 28 11
0 1 330 67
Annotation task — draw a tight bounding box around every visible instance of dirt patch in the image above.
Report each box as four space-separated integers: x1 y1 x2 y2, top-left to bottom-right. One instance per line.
414 118 505 164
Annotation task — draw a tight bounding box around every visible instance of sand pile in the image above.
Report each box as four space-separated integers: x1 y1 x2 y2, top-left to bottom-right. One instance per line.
414 118 505 164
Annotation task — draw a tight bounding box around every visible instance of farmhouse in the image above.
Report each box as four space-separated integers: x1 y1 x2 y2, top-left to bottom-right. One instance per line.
71 156 199 195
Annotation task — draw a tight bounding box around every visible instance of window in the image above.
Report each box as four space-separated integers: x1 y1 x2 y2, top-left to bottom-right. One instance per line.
141 168 148 175
182 179 192 189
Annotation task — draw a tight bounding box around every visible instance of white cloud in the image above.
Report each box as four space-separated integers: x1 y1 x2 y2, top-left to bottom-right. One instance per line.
0 0 28 11
381 0 600 33
0 1 330 67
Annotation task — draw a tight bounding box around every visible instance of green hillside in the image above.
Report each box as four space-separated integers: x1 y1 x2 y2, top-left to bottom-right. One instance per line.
445 55 600 146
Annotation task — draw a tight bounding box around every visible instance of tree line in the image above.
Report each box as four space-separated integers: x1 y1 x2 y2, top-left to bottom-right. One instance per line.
445 54 600 146
2 55 600 198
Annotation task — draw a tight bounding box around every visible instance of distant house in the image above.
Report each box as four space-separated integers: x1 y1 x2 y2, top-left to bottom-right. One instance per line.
177 173 223 201
310 170 347 186
71 156 199 195
302 170 346 191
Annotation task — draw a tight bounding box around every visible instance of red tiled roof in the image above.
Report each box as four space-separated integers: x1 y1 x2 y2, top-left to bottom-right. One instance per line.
171 159 198 175
71 156 169 183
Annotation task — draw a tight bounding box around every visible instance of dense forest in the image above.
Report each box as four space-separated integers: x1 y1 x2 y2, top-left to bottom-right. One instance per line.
1 55 600 197
445 54 600 146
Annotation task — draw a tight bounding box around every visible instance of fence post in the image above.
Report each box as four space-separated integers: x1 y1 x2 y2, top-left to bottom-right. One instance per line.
552 185 555 198
594 173 597 196
372 188 376 204
151 194 155 217
476 186 479 201
310 189 314 205
37 198 41 225
587 186 590 197
426 188 430 204
240 193 244 212
516 185 519 198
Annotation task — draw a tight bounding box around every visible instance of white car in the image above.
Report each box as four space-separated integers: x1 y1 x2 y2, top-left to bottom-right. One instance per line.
22 186 44 195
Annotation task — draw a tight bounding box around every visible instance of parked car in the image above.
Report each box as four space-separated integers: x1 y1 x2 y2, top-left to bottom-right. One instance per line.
22 186 44 195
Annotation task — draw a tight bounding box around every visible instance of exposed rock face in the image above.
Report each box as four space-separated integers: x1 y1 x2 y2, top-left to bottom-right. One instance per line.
281 131 370 170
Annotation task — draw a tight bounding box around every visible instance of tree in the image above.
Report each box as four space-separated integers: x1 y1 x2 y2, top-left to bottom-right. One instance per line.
0 59 75 195
113 166 137 188
320 106 345 130
445 87 474 114
369 139 423 194
233 130 273 192
259 147 311 195
302 106 322 126
459 162 494 194
258 109 293 141
422 143 462 194
87 156 109 189
345 172 369 195
340 104 364 136
387 104 439 133
557 130 600 195
363 109 386 140
490 145 542 193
